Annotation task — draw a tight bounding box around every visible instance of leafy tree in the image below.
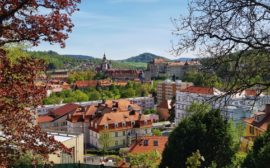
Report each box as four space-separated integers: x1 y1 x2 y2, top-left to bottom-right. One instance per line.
129 151 161 168
187 102 211 116
43 95 62 105
173 0 270 94
144 109 157 115
88 91 102 101
242 128 270 168
73 90 89 102
160 105 237 168
98 132 112 159
68 70 95 83
185 150 204 168
121 88 136 98
152 129 162 136
0 0 80 166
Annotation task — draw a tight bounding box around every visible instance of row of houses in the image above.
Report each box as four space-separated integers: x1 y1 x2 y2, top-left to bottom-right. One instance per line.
38 99 157 149
36 96 155 116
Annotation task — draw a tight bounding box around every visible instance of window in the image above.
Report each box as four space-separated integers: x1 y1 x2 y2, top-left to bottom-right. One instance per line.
143 140 149 146
250 126 255 135
131 121 135 126
145 129 148 134
115 123 118 128
122 122 126 127
95 123 97 129
104 124 108 129
123 140 126 145
115 140 118 146
123 131 126 136
154 140 158 146
115 132 118 137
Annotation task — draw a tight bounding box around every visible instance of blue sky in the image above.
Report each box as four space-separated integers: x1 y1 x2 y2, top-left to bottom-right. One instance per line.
33 0 191 60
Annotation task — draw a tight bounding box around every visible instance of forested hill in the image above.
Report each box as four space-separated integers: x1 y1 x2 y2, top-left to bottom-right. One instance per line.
28 50 147 70
123 53 170 63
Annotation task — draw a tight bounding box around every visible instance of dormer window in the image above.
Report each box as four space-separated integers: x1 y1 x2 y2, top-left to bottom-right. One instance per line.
115 123 118 128
122 122 126 127
131 121 135 126
104 124 108 129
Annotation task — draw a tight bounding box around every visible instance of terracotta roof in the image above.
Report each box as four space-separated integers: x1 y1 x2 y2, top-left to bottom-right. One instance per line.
93 111 144 125
75 80 98 88
105 99 141 112
181 86 215 95
245 89 257 96
243 105 270 131
50 103 79 118
129 136 168 154
243 114 270 131
38 115 54 123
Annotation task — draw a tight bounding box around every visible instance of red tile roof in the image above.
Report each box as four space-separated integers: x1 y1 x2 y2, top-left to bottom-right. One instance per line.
181 86 215 95
129 136 168 154
75 80 98 88
50 103 79 118
38 115 54 123
245 89 257 96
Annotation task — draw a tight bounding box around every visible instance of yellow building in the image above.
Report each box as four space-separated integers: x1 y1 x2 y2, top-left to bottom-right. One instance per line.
47 131 84 164
243 104 270 139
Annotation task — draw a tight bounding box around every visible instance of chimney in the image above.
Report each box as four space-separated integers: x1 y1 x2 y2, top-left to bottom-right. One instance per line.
265 104 270 114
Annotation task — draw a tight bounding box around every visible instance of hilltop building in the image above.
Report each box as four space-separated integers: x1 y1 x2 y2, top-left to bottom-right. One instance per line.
100 53 112 72
144 58 200 80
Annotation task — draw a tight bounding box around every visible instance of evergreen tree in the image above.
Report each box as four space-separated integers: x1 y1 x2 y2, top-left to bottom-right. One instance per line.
160 105 237 168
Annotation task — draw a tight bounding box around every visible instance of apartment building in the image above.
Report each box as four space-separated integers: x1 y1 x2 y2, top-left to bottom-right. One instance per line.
144 58 200 80
175 86 270 125
128 97 155 110
66 99 152 149
89 110 152 149
157 80 193 104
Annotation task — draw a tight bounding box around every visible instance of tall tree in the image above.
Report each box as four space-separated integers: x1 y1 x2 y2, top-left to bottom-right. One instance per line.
242 128 270 168
159 105 237 168
0 0 80 166
173 0 270 94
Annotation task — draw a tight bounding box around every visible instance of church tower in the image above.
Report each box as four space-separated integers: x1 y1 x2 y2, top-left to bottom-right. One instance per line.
100 53 111 72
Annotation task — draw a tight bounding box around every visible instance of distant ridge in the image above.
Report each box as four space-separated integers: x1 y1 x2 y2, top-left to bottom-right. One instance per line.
64 54 94 60
123 53 170 63
174 57 196 62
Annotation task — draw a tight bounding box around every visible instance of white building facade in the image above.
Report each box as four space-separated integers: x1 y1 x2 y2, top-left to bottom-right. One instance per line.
175 87 270 125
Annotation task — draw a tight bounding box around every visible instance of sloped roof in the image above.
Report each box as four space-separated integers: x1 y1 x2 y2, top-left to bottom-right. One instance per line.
50 103 79 118
181 86 216 95
93 111 144 125
38 115 54 123
243 113 270 131
75 80 98 88
129 136 168 154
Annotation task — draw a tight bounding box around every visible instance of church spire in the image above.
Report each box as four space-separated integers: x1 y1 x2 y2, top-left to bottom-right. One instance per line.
103 53 106 61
